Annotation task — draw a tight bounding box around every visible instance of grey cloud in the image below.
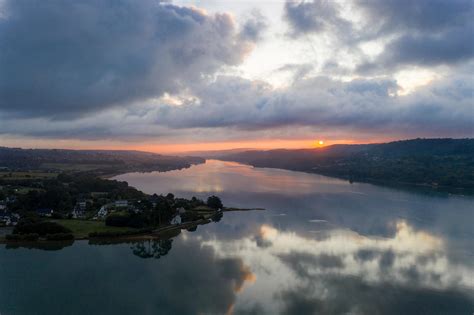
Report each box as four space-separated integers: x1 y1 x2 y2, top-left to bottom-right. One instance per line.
354 248 378 262
284 0 474 70
1 67 472 141
152 71 473 136
278 251 345 279
239 10 268 42
359 26 474 72
356 0 473 36
277 275 474 315
357 0 474 70
284 0 351 37
0 0 254 118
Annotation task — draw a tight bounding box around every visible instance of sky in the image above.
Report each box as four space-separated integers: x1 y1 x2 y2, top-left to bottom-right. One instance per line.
0 0 472 153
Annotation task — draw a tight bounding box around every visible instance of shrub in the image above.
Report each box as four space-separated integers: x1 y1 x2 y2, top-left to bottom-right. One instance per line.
14 219 72 236
45 233 74 241
206 196 223 210
105 212 130 227
105 212 146 228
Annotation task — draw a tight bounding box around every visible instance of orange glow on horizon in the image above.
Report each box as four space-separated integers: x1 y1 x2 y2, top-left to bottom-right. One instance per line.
0 137 389 154
128 138 357 154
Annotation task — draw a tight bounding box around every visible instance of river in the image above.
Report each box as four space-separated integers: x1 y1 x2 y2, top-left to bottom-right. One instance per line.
0 160 473 314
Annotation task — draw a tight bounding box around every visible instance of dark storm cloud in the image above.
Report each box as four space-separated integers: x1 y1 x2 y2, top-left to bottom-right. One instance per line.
0 0 254 118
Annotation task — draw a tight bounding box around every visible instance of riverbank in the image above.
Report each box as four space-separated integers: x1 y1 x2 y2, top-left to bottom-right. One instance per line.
0 207 264 244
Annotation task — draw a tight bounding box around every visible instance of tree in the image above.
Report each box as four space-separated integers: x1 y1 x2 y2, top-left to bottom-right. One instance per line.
207 196 223 210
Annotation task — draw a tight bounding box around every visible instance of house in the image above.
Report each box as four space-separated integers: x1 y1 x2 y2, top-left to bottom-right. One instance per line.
71 200 87 218
170 214 182 225
77 200 87 210
177 207 186 215
97 206 108 218
5 196 16 204
0 210 19 226
0 209 11 223
115 200 128 208
71 207 86 219
36 208 54 217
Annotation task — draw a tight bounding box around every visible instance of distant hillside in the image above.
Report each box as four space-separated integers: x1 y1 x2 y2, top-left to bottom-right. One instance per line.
181 148 256 158
221 139 474 191
0 147 204 175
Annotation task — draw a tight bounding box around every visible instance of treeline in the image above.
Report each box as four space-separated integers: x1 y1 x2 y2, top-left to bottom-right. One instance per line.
5 174 147 215
104 194 223 229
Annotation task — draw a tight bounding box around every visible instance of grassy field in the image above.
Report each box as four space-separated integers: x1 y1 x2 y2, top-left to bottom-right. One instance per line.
40 163 106 171
51 219 136 238
0 171 57 180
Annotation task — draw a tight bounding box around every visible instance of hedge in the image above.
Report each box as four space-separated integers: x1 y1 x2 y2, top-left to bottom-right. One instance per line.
5 233 40 241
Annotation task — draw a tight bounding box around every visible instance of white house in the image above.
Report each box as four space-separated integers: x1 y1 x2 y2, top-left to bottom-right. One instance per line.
36 208 54 217
170 214 182 225
97 206 108 218
115 200 128 208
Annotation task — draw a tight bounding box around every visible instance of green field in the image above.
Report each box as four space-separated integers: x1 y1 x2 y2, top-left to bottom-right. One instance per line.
0 171 57 180
51 219 136 238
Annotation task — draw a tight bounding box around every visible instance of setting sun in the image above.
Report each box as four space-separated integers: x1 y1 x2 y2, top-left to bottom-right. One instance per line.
318 140 324 145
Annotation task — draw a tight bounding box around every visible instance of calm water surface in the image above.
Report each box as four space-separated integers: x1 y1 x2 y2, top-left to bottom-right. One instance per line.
1 160 473 314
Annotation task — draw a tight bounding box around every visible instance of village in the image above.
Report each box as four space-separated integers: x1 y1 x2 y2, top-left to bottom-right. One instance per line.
0 172 227 242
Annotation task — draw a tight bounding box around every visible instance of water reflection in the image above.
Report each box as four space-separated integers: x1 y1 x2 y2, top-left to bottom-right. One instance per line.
0 160 473 314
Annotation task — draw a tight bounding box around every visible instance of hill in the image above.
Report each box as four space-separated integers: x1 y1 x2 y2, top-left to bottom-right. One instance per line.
220 138 474 191
0 147 204 176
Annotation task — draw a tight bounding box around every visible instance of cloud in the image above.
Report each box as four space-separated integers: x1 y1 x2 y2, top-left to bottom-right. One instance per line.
284 0 351 37
277 275 474 315
284 0 474 71
357 0 474 72
0 0 472 142
0 0 256 118
239 10 268 42
1 65 472 141
151 69 473 137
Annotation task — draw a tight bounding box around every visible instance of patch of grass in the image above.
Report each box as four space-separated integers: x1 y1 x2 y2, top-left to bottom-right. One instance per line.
50 219 136 238
15 187 46 194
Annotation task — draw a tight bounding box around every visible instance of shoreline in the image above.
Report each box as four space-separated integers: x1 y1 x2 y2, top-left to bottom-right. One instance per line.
0 207 264 245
